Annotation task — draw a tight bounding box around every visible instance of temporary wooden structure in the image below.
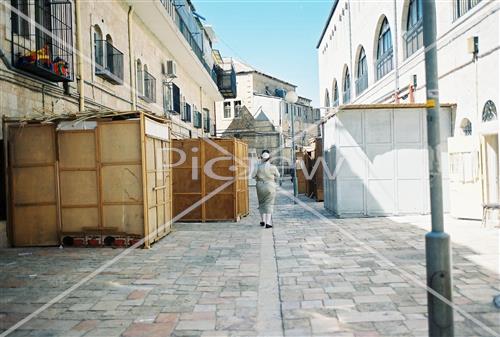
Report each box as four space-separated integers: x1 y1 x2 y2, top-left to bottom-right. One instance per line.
301 137 324 202
296 151 307 194
4 112 172 248
172 138 249 222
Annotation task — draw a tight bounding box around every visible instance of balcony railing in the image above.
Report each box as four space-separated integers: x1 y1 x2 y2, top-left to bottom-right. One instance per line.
216 65 237 99
141 71 156 103
160 0 215 82
11 0 73 82
95 40 124 85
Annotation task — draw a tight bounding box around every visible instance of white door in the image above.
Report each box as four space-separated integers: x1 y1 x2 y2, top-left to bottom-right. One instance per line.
483 134 499 204
447 136 483 219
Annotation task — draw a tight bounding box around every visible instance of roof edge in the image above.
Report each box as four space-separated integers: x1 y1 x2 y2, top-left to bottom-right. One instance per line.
316 0 340 49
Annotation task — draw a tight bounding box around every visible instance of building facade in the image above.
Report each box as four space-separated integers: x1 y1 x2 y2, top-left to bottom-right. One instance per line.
0 0 236 245
318 0 499 220
216 59 320 171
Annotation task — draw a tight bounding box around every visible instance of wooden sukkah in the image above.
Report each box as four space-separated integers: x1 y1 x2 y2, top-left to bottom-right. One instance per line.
3 110 172 248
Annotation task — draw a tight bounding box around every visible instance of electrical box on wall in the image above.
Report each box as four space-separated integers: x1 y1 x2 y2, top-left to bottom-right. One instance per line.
467 36 479 54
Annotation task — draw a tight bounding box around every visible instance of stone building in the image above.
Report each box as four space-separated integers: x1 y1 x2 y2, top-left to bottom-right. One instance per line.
0 0 237 245
216 59 320 172
317 0 499 220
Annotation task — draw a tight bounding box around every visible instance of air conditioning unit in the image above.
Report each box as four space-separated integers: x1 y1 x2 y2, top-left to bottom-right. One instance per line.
166 60 177 78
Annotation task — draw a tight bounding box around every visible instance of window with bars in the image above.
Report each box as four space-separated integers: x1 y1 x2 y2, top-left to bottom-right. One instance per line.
11 0 73 82
142 67 156 103
454 0 481 19
355 48 368 95
482 100 497 122
95 34 123 84
376 18 394 80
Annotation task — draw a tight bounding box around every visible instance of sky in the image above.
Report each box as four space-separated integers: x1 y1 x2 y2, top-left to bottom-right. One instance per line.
194 0 334 107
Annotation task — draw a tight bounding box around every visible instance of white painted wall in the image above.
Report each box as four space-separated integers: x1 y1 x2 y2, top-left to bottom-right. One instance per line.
318 0 499 137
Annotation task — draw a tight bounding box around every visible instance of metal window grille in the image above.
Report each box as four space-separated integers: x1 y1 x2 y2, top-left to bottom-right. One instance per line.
163 83 172 113
482 100 497 122
11 0 73 82
95 40 123 84
143 70 156 103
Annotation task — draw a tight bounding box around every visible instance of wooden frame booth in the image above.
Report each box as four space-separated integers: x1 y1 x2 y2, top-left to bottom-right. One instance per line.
172 138 249 222
4 112 172 248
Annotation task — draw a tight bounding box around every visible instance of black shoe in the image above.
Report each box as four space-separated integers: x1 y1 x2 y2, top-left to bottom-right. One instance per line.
265 224 273 228
260 222 265 226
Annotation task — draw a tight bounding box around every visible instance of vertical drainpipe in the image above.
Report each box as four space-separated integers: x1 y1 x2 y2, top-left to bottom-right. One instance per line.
393 0 400 100
347 0 354 94
128 6 136 110
75 0 85 112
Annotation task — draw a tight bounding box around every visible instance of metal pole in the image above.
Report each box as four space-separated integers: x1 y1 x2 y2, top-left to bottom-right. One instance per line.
291 105 298 203
422 1 454 336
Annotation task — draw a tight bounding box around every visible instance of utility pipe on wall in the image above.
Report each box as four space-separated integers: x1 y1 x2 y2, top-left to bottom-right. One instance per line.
393 0 400 101
128 6 136 110
75 0 85 112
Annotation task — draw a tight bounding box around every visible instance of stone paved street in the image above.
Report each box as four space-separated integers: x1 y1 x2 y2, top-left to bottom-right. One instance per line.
1 183 499 337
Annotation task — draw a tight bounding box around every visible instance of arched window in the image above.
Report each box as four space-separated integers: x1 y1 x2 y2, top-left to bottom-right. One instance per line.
460 118 472 136
332 81 339 107
482 100 497 122
376 17 394 80
325 89 331 108
405 0 423 58
343 67 351 104
136 59 143 96
94 25 103 70
355 47 368 95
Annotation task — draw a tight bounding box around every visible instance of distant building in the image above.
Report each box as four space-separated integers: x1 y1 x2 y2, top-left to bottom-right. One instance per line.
317 0 499 220
216 59 320 172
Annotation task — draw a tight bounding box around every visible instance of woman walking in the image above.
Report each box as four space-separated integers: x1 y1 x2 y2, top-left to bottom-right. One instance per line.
253 150 280 228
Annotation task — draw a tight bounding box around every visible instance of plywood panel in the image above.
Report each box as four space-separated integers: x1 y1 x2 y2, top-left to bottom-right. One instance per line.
205 194 235 220
99 122 141 163
10 125 55 165
102 205 143 235
60 171 98 205
101 165 142 203
13 205 58 246
61 208 99 232
173 194 202 220
58 132 96 168
13 166 56 204
173 168 202 193
172 139 201 169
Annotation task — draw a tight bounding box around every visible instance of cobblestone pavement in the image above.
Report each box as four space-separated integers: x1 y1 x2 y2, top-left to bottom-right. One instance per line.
1 184 499 337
